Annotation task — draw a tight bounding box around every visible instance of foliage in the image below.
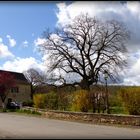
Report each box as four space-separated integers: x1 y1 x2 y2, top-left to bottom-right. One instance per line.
45 91 58 110
32 85 140 116
33 94 47 109
2 108 7 112
22 100 34 107
57 91 72 111
118 87 140 115
16 109 42 115
33 92 59 110
71 90 90 112
109 90 122 107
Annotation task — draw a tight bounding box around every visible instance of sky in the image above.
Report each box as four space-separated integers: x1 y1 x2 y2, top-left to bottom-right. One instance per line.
0 1 140 85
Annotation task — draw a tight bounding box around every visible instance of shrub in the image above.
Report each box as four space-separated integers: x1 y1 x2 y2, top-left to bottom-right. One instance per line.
2 108 7 112
71 90 90 112
46 92 58 110
119 87 140 115
33 94 47 109
22 100 34 107
57 91 72 111
33 92 59 110
16 109 41 115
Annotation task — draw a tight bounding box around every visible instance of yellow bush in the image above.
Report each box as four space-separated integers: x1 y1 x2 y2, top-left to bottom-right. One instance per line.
71 90 90 112
119 87 140 115
33 94 47 109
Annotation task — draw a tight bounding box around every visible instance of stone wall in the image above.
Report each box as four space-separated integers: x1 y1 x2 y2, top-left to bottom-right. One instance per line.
23 107 140 126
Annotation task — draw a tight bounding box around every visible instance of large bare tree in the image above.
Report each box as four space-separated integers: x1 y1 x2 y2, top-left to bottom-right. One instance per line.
39 14 130 90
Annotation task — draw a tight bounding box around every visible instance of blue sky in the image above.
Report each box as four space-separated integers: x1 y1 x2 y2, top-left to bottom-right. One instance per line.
0 1 140 85
0 2 58 64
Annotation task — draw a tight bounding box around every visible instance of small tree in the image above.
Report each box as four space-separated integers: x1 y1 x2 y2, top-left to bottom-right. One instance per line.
0 71 16 109
24 68 45 99
71 90 90 112
33 94 47 109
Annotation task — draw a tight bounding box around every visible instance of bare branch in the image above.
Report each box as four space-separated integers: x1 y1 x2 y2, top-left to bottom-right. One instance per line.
39 13 130 89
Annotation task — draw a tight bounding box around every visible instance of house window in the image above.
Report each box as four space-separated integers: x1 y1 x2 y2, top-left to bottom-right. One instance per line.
11 87 19 93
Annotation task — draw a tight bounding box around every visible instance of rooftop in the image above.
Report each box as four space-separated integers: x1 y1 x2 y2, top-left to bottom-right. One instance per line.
0 70 29 83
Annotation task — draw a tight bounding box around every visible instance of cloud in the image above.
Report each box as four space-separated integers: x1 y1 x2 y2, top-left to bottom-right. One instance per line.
6 35 16 47
34 37 46 47
56 1 140 52
0 37 14 59
56 1 125 26
0 57 46 73
0 38 3 43
22 40 28 48
33 37 47 54
121 50 140 85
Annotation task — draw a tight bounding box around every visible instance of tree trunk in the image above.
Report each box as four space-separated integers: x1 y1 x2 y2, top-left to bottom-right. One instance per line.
30 84 35 100
92 94 96 113
80 79 90 90
1 95 6 109
2 102 5 109
97 99 100 113
89 92 96 113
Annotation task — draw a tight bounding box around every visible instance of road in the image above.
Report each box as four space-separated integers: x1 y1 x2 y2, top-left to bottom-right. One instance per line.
0 113 140 139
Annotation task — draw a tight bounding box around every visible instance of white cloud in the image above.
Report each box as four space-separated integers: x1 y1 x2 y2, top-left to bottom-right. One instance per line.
56 2 125 26
22 40 28 48
6 35 16 47
0 57 46 73
56 1 140 52
127 1 140 16
119 50 140 85
34 37 46 47
0 37 14 59
33 37 47 54
0 37 3 43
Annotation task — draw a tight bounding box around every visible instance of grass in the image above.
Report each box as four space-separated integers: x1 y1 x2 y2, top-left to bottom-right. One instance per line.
0 108 42 116
15 109 42 115
110 106 129 115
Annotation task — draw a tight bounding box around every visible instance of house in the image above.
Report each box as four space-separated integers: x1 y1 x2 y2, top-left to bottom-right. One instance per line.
0 70 31 107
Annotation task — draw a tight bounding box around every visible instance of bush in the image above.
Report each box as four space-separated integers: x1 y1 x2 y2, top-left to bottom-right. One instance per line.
33 94 47 109
57 91 72 111
46 92 58 110
2 108 7 112
119 87 140 115
71 90 90 112
33 92 59 110
22 100 34 107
